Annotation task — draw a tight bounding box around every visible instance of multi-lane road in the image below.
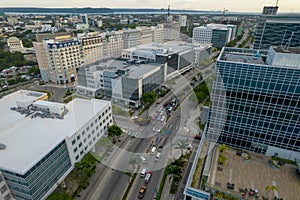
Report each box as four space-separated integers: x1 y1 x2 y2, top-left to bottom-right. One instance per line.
76 54 215 200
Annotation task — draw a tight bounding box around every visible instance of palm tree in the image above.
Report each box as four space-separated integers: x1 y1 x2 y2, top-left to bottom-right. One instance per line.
129 156 138 171
218 144 228 154
124 170 133 183
265 185 278 199
176 139 188 156
218 154 228 166
166 164 182 182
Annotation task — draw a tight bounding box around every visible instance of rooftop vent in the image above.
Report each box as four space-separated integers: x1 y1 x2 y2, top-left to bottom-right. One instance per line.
0 143 6 150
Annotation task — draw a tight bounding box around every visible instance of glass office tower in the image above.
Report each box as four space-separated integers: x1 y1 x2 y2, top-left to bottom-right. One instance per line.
206 47 300 160
253 14 300 50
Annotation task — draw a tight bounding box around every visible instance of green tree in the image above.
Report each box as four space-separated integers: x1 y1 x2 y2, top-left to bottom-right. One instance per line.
166 164 182 182
141 91 157 104
107 125 122 139
128 156 138 171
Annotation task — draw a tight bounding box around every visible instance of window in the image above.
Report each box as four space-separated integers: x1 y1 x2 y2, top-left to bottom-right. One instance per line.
77 135 81 140
73 147 78 153
0 185 8 194
75 155 79 160
79 142 82 148
4 193 12 200
82 130 85 136
71 139 76 145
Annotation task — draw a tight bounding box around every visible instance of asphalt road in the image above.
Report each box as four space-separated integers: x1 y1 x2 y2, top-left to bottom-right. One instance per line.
77 54 215 200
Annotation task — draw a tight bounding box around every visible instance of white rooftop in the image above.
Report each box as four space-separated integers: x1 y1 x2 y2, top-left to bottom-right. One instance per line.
0 90 110 174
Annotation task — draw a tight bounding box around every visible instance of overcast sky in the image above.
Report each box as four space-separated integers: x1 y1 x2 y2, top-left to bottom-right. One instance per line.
1 0 300 12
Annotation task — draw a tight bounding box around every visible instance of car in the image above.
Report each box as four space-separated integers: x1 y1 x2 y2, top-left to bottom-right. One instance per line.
158 146 163 152
157 116 161 121
152 127 161 132
131 116 138 120
194 135 201 140
138 185 147 199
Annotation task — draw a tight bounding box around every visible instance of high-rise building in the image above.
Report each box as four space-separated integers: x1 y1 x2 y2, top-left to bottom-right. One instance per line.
79 31 124 65
81 14 88 25
7 36 24 52
206 47 300 160
178 15 187 27
152 26 165 43
34 35 82 84
123 29 141 49
0 90 112 200
164 21 180 41
253 14 300 50
138 27 154 45
262 6 279 15
193 24 236 48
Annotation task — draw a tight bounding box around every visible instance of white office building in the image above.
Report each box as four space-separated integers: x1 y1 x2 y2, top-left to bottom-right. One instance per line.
192 24 237 48
0 90 112 200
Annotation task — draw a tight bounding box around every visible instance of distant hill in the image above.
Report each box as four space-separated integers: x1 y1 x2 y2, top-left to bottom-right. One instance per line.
0 7 222 15
0 7 114 14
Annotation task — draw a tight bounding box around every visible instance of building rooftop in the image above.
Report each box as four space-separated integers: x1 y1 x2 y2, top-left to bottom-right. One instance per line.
273 47 300 54
218 47 269 65
86 59 163 79
0 90 110 174
124 41 207 55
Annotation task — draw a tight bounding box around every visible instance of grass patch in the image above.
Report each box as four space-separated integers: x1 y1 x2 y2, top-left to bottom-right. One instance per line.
191 158 203 188
193 81 210 104
47 153 98 200
64 95 74 103
203 97 210 107
112 105 130 117
271 156 296 165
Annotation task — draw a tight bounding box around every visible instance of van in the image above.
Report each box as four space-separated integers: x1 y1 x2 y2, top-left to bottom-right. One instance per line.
154 153 161 162
144 172 152 183
141 168 147 178
140 156 146 164
150 147 156 154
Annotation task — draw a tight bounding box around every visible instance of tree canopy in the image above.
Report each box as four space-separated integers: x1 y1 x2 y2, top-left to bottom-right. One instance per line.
107 125 122 138
141 91 157 104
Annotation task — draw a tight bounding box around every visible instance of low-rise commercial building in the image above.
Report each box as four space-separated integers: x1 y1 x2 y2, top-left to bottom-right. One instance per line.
77 59 167 107
121 42 211 79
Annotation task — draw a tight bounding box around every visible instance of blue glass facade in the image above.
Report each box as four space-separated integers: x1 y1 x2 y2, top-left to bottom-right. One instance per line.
254 15 300 50
0 140 72 200
207 48 300 156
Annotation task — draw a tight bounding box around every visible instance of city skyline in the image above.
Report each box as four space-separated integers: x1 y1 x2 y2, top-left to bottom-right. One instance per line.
1 0 300 12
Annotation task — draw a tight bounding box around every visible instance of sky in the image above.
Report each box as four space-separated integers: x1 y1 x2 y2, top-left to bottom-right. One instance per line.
1 0 300 12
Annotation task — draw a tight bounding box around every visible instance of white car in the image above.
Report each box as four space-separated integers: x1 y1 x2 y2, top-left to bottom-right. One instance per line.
152 127 161 132
131 116 138 119
157 116 161 121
